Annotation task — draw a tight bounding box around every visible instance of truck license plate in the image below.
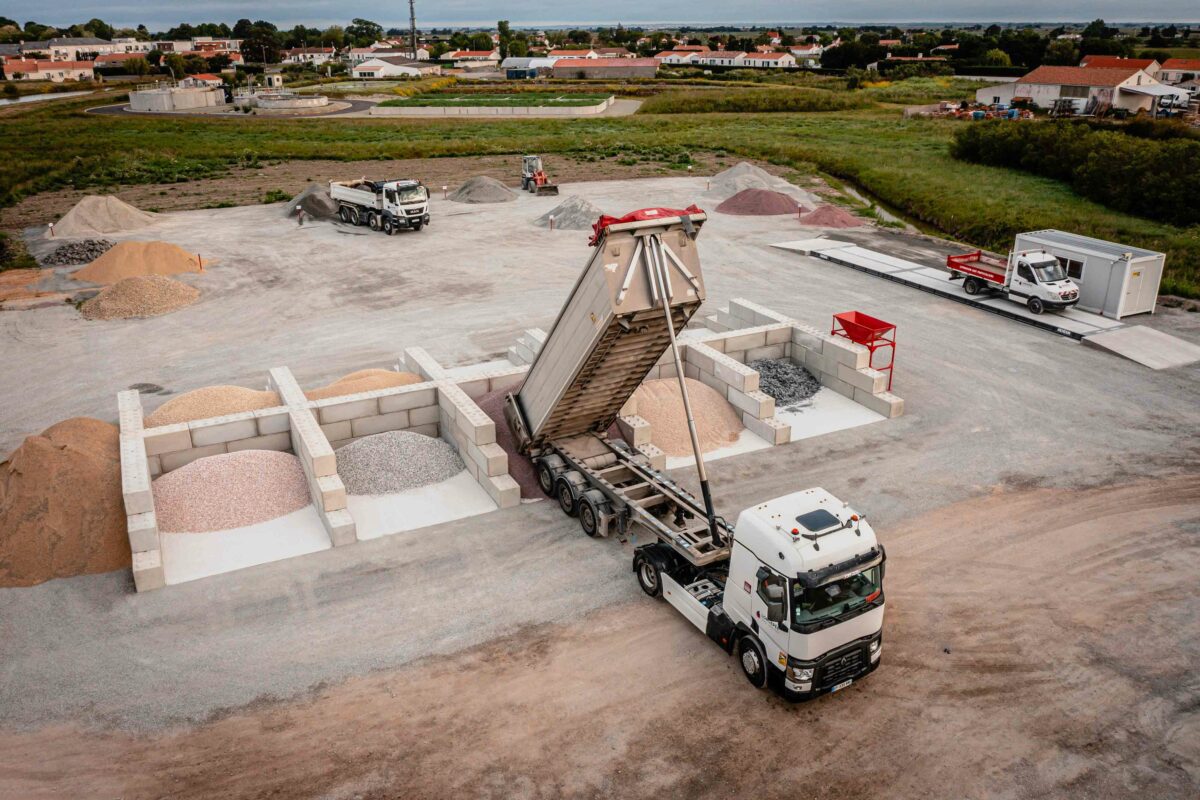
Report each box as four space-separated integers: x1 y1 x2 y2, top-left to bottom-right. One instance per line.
831 679 852 693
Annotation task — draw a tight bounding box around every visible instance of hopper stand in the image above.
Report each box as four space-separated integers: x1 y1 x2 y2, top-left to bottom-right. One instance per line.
831 311 896 391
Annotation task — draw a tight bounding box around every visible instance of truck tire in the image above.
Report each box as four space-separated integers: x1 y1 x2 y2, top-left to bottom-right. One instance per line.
412 222 423 232
368 212 381 231
347 207 360 226
1028 297 1044 315
633 552 663 597
382 217 394 235
737 635 768 689
535 456 564 496
554 474 579 516
963 277 981 295
578 490 608 538
338 206 351 224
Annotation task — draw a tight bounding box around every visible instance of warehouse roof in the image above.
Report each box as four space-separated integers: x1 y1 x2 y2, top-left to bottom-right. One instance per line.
1017 65 1142 87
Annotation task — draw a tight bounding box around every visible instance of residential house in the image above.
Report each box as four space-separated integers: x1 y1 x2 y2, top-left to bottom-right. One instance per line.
654 50 699 65
181 73 223 87
789 43 824 66
281 47 336 65
94 52 150 68
443 49 500 67
351 57 441 78
693 51 745 68
594 47 633 58
1079 55 1160 77
976 64 1186 113
548 48 598 59
741 52 797 68
2 56 94 81
1159 58 1200 84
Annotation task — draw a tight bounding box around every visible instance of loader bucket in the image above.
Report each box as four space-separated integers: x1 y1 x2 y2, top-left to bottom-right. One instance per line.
535 184 559 196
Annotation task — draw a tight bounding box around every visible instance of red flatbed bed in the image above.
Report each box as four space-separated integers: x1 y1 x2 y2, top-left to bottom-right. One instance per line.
946 250 1008 285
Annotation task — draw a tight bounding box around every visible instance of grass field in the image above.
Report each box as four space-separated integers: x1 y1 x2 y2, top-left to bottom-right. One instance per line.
1 85 1196 296
379 92 611 107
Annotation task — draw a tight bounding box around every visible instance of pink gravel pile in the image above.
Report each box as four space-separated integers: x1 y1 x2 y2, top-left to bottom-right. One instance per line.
715 188 803 216
152 450 311 533
799 205 865 228
476 388 539 499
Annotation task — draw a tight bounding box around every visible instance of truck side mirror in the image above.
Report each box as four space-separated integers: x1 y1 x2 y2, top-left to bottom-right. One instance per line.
766 600 785 623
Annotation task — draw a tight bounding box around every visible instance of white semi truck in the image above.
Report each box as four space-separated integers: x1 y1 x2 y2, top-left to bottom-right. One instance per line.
504 208 885 699
947 248 1080 314
329 178 430 234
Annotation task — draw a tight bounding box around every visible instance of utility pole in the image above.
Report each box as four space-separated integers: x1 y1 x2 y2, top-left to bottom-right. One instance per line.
409 0 418 60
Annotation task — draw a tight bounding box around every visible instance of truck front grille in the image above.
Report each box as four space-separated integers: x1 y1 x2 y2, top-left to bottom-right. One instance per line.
817 647 865 688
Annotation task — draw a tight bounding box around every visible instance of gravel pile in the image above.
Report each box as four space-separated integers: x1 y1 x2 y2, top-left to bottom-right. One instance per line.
633 378 743 456
750 358 822 406
715 188 803 216
284 184 339 220
80 275 200 320
533 196 604 230
73 241 205 285
337 430 465 496
42 239 113 266
800 205 866 228
304 369 424 401
145 385 282 427
153 450 311 533
53 195 156 237
448 176 516 204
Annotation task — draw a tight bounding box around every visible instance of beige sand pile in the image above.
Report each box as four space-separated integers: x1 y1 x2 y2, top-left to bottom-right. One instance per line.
304 369 424 401
145 385 282 427
53 195 156 238
633 378 744 456
73 241 205 285
0 418 129 587
153 450 311 533
80 275 200 320
800 205 866 228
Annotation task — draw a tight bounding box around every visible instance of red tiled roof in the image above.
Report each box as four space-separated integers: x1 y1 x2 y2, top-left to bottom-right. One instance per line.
743 52 792 60
190 73 220 80
673 45 709 52
7 59 93 71
1080 55 1156 69
1018 65 1142 87
1161 58 1200 71
549 49 593 56
553 58 657 67
451 50 496 57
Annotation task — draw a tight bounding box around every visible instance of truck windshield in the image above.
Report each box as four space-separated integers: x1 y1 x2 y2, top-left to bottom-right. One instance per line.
1032 262 1067 283
792 566 881 625
397 185 427 203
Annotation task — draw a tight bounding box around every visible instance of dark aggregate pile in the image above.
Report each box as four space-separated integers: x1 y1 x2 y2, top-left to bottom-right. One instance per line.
284 184 340 219
42 239 114 266
750 358 822 406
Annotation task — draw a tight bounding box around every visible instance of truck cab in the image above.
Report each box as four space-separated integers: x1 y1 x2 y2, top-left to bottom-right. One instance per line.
1007 250 1080 314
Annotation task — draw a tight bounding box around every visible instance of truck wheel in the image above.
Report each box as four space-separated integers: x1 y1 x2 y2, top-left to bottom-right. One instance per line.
554 475 578 516
382 218 394 235
737 636 768 689
412 223 423 232
368 212 381 231
347 207 360 226
578 490 607 538
963 277 980 295
1028 297 1044 315
634 553 663 597
338 206 351 224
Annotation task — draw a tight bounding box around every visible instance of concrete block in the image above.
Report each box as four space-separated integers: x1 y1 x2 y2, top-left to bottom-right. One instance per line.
766 326 792 346
820 373 857 400
132 549 165 592
289 408 336 477
351 410 410 438
803 347 835 377
462 451 479 479
791 324 826 354
714 355 759 394
227 432 292 453
457 411 496 446
317 474 347 512
410 423 439 438
120 435 153 516
659 362 678 380
189 415 259 447
696 367 726 395
268 366 309 408
409 404 439 427
854 388 905 419
143 423 192 456
684 362 700 380
147 455 162 478
489 371 524 393
403 346 447 380
483 474 520 509
743 413 791 446
324 508 357 547
685 345 716 375
127 511 159 553
255 410 291 435
727 388 775 419
729 298 792 326
318 397 379 425
745 344 786 363
160 443 227 473
440 383 495 445
725 349 747 364
824 336 870 370
469 442 508 478
320 420 352 442
636 442 666 471
117 390 144 435
723 330 768 353
455 377 489 399
329 438 352 450
703 336 727 353
379 387 436 414
716 309 741 330
616 415 652 447
838 363 887 394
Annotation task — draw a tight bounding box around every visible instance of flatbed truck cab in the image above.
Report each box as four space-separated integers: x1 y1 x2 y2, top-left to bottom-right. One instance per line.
638 487 885 700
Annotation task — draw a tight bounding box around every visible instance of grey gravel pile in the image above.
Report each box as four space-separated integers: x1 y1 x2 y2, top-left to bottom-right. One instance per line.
337 430 465 495
533 196 604 230
448 176 516 204
283 184 339 219
42 239 114 266
750 358 822 406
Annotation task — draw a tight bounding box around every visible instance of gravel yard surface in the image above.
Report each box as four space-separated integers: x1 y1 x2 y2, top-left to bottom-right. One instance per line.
152 450 311 533
337 430 465 495
750 358 823 406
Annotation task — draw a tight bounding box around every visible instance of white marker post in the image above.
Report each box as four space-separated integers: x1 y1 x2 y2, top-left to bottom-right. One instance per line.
549 214 555 231
442 185 448 199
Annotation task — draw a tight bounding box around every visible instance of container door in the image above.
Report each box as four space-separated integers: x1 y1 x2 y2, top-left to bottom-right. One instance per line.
1123 265 1143 316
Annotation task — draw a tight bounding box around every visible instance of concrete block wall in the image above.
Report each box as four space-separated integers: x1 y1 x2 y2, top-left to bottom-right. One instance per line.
117 390 164 592
311 382 440 449
436 381 519 508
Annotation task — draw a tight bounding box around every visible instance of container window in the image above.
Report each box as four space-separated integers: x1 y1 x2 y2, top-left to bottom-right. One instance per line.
1056 256 1084 279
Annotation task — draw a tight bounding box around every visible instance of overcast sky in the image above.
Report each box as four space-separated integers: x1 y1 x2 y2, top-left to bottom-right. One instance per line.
2 1 1197 31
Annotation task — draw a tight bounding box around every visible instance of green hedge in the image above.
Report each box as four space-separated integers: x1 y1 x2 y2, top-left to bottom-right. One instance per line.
638 87 871 114
951 121 1200 228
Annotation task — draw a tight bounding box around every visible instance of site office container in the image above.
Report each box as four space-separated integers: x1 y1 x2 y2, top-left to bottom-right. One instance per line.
1014 230 1165 319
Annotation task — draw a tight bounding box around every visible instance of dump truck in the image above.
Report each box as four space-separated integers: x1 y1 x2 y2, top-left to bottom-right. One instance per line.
504 207 885 699
947 248 1079 314
520 155 559 196
329 178 430 234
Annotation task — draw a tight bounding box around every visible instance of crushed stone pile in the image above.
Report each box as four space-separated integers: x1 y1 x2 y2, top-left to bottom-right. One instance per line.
80 275 199 320
283 184 339 219
708 162 793 197
153 450 311 533
633 378 744 457
337 430 465 496
800 205 866 228
73 241 205 285
53 195 156 238
42 239 113 266
716 188 803 216
0 418 129 587
448 176 516 204
533 195 604 230
750 358 822 406
477 389 538 498
145 385 282 427
305 369 424 401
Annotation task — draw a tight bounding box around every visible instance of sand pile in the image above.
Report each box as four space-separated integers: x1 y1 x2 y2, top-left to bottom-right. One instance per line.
73 241 205 285
304 369 424 401
284 184 339 219
53 196 156 238
716 188 803 216
477 389 538 498
633 378 744 456
751 358 822 406
448 176 516 204
42 239 113 266
337 431 465 495
145 385 282 427
0 418 129 587
533 196 604 230
80 275 199 320
153 450 311 533
800 205 866 228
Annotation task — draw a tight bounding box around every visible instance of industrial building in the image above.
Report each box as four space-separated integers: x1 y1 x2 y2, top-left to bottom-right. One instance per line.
550 58 658 79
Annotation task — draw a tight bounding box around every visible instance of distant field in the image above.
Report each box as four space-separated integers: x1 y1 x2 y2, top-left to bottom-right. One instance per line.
379 92 611 107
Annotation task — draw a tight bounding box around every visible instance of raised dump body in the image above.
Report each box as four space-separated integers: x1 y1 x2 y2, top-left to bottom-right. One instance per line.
507 210 708 452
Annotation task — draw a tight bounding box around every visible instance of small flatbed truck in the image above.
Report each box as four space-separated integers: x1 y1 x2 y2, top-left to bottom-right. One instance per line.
947 248 1079 314
504 207 885 699
329 178 430 234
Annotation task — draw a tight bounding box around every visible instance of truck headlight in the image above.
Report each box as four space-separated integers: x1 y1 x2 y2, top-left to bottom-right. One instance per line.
870 639 882 661
786 666 814 681
869 639 880 653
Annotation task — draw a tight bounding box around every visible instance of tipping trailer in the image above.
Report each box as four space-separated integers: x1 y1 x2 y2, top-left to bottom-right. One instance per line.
947 248 1079 314
504 208 886 700
329 178 430 234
